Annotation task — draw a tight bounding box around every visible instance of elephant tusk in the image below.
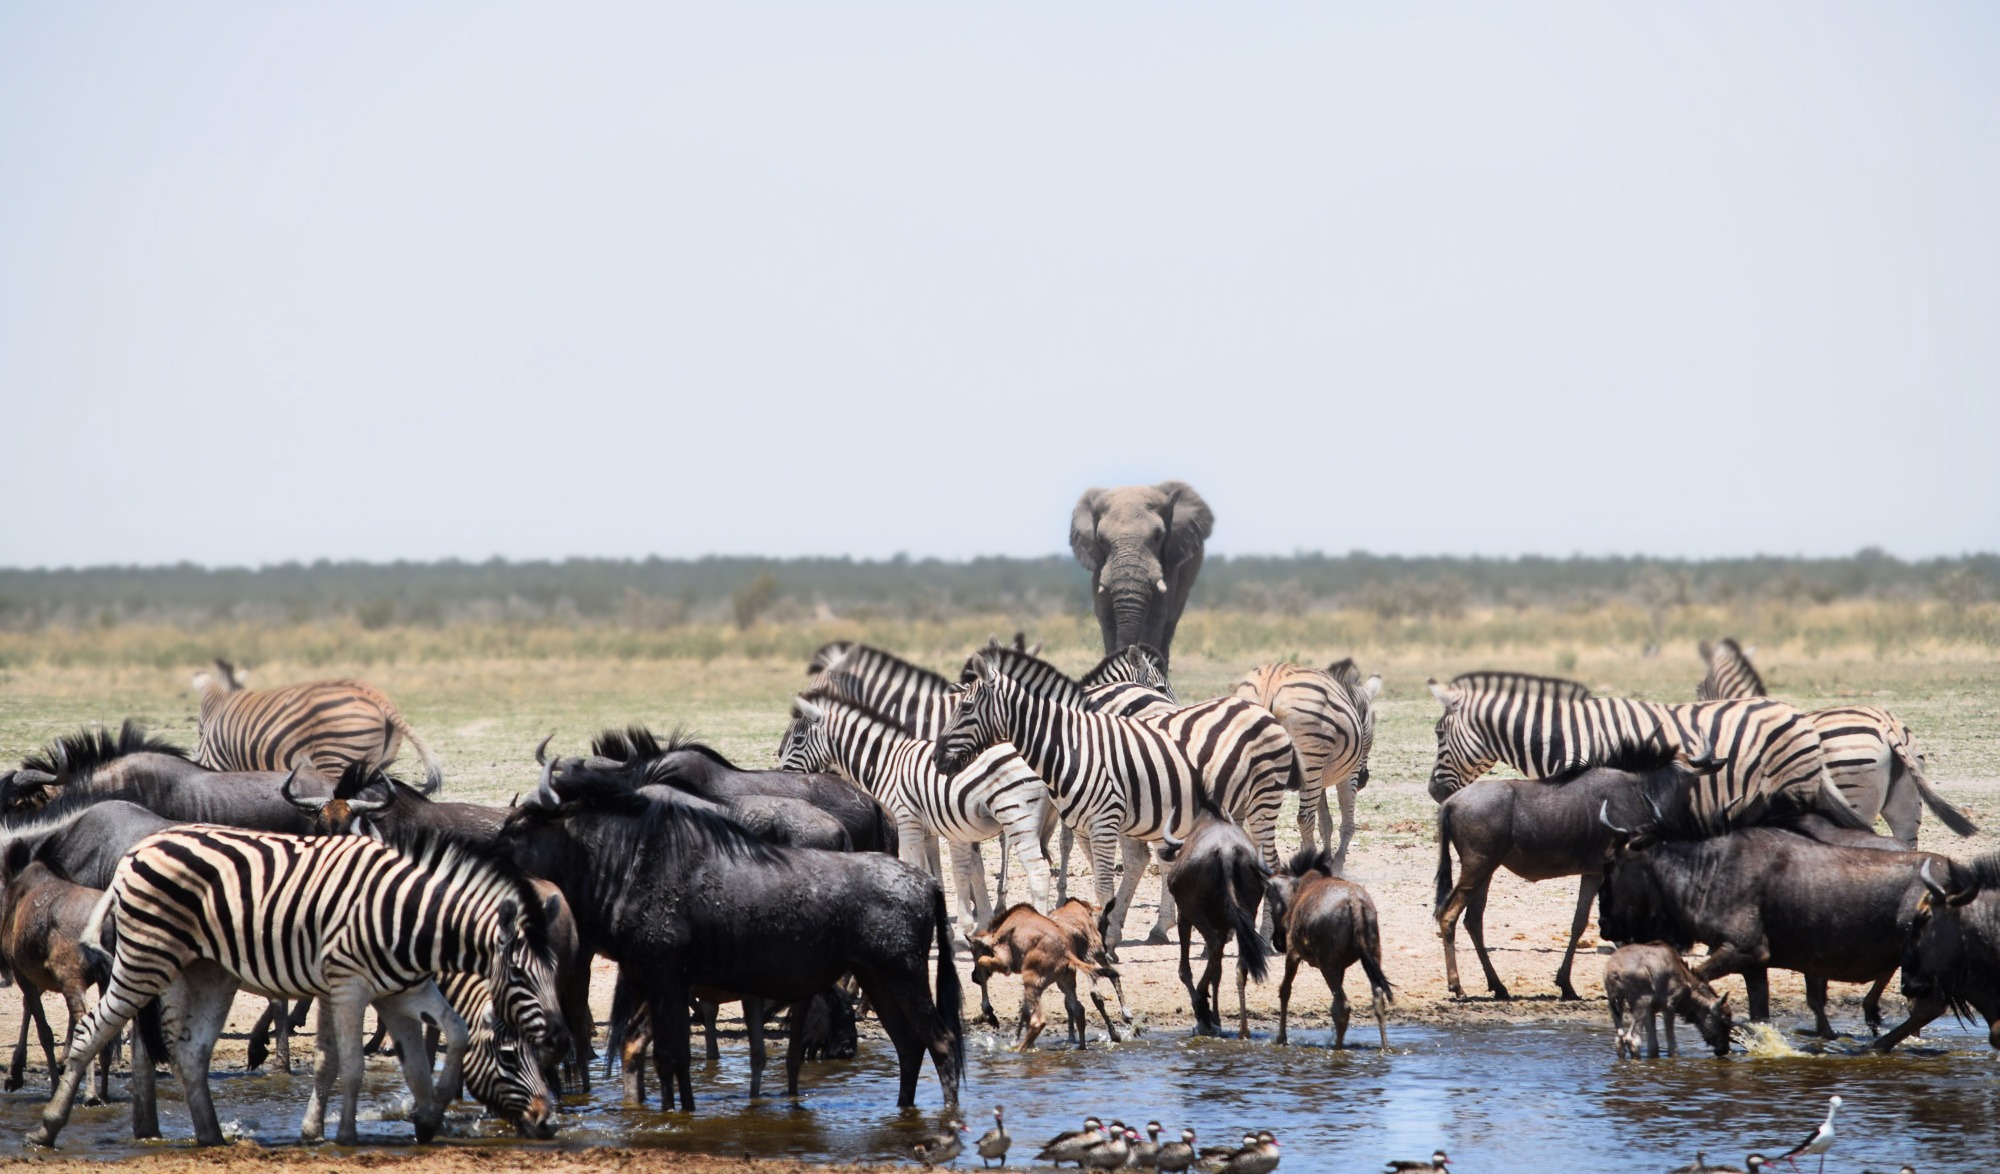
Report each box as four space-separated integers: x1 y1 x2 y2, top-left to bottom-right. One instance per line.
1096 583 1106 594
1155 578 1168 593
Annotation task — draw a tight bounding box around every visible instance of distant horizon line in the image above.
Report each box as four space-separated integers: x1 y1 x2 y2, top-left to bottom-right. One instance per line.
4 547 1996 575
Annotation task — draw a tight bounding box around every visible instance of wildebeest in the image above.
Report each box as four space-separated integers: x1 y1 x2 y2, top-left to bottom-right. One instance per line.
13 721 330 832
1602 942 1732 1058
968 903 1105 1050
500 760 962 1110
0 847 111 1101
1266 848 1391 1049
1046 898 1129 1039
586 727 891 852
1599 814 1940 1039
1160 804 1269 1038
283 762 508 843
1876 854 2000 1052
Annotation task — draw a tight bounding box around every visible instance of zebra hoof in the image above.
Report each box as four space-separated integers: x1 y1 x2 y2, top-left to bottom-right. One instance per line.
25 1124 57 1148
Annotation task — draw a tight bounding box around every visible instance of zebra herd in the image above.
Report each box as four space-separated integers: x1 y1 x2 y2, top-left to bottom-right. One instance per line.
0 635 1981 1149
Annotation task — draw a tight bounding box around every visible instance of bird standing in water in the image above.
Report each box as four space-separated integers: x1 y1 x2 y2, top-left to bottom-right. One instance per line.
1221 1131 1280 1173
913 1119 968 1167
1155 1128 1197 1173
1387 1152 1450 1173
1777 1096 1841 1174
975 1106 1009 1168
1130 1121 1165 1168
1038 1117 1105 1168
1672 1156 1769 1174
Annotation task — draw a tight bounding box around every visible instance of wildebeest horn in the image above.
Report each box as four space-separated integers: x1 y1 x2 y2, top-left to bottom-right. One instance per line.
344 782 392 815
280 765 330 813
527 755 561 809
1599 800 1636 837
1920 859 1947 900
534 732 555 767
14 769 55 787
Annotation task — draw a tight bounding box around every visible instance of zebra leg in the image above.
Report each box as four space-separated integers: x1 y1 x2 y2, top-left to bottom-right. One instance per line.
948 841 990 936
28 960 171 1148
1552 874 1602 1001
994 832 1011 910
327 985 379 1145
996 803 1057 913
1295 777 1323 857
1056 822 1074 904
1331 777 1356 873
1089 826 1130 949
1141 838 1178 944
1880 771 1923 847
64 990 110 1106
156 962 236 1147
302 998 338 1143
922 833 944 885
374 989 451 1144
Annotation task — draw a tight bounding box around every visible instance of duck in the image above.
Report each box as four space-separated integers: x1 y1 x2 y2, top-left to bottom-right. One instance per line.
1386 1152 1450 1174
975 1106 1010 1168
1130 1121 1165 1168
914 1119 968 1167
1080 1124 1135 1171
1039 1117 1107 1168
1221 1131 1280 1174
1155 1127 1197 1173
1198 1133 1257 1173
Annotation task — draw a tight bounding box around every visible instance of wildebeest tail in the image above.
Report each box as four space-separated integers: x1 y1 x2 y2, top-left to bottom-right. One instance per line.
1899 750 1978 837
930 887 965 1086
1357 902 1394 1003
1227 854 1270 984
1433 803 1456 919
873 800 900 857
604 968 642 1074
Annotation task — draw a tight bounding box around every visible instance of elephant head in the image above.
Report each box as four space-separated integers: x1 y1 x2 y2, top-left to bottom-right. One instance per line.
1070 481 1213 666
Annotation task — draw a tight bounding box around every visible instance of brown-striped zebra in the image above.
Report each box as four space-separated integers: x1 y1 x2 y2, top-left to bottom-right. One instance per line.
193 659 444 791
1233 658 1380 870
1426 671 1869 835
1695 638 1976 846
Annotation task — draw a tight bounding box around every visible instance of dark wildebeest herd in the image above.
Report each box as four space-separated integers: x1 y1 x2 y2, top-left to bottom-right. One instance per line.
0 633 1993 1167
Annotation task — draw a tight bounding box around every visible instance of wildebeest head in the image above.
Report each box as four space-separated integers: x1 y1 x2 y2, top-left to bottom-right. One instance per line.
281 762 392 835
1693 989 1735 1057
934 654 1012 775
1903 855 2000 1049
1264 847 1337 954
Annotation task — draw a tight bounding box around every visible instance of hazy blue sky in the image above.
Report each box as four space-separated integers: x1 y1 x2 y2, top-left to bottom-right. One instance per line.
3 2 1995 568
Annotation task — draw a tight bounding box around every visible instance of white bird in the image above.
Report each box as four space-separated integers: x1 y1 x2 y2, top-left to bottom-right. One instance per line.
1777 1096 1841 1174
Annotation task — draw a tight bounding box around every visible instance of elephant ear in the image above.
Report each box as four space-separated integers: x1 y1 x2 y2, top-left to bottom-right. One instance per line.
1070 488 1111 572
1152 481 1213 567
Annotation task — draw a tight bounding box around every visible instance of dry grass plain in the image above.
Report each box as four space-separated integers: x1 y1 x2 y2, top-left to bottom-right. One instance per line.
0 631 1996 1158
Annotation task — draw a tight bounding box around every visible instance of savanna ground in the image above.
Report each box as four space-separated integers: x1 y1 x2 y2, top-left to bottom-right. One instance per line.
1 612 1996 1166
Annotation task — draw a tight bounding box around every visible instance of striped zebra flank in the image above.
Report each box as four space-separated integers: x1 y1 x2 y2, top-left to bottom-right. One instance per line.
194 659 444 792
29 819 565 1148
780 688 1057 925
938 653 1302 944
806 643 961 737
1696 638 1975 844
966 643 1179 719
1233 658 1380 869
1426 670 1869 836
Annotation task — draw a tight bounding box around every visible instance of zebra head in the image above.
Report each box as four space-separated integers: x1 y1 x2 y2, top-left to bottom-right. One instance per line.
777 696 834 773
934 655 1010 775
485 896 571 1072
459 982 558 1138
1426 678 1499 802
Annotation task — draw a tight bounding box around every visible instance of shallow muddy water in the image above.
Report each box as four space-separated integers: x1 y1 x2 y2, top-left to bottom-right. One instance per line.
3 1018 1994 1171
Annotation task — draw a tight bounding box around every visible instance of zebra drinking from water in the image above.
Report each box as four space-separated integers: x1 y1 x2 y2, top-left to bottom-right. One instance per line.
28 812 566 1147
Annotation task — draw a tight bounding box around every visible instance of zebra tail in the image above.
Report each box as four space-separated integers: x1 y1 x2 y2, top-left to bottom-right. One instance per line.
1433 803 1456 920
136 999 169 1064
384 706 445 794
1814 773 1875 832
1900 752 1978 837
1227 855 1270 984
930 886 965 1086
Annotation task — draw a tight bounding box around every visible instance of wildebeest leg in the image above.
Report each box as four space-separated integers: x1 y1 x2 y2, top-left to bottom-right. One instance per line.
1436 852 1501 1000
1861 975 1890 1036
745 998 767 1098
1693 946 1768 1020
1175 920 1200 1032
862 983 927 1107
622 1021 650 1105
1609 994 1631 1058
1553 875 1601 1001
247 999 274 1070
1872 993 1945 1052
129 1007 159 1139
1663 1003 1679 1056
1059 969 1089 1049
1461 882 1509 1000
1199 934 1227 1036
784 998 810 1099
1368 969 1389 1050
64 990 110 1106
1087 973 1124 1043
695 999 721 1063
1017 969 1049 1051
648 979 695 1112
1804 976 1834 1039
9 982 54 1091
561 971 594 1093
1331 962 1352 1049
1236 946 1252 1040
1635 996 1660 1058
1275 953 1299 1045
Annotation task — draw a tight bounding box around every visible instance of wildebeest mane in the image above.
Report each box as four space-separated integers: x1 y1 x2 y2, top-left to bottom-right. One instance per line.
1451 670 1594 700
1542 735 1685 785
513 765 784 865
21 720 191 783
799 683 920 739
333 760 425 801
0 782 135 846
1284 846 1337 878
590 725 741 774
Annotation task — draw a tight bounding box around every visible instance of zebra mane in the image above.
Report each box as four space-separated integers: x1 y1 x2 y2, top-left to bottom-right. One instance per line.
816 643 954 692
20 720 192 783
1283 846 1337 878
1450 670 1594 701
511 764 783 865
1707 638 1766 695
1325 657 1362 687
375 823 549 948
1081 644 1169 690
798 682 920 739
1542 737 1683 784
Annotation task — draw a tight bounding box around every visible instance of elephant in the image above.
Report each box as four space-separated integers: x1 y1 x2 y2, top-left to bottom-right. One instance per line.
1069 482 1214 668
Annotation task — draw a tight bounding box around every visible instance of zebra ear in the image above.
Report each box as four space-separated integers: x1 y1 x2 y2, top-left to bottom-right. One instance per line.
970 654 997 683
1362 675 1383 701
495 900 519 947
792 696 824 722
191 671 212 692
1743 644 1757 659
1427 679 1459 709
1698 640 1715 662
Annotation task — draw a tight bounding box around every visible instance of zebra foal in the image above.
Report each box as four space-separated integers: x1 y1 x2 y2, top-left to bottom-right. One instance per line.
1234 658 1380 871
194 659 445 791
29 814 565 1147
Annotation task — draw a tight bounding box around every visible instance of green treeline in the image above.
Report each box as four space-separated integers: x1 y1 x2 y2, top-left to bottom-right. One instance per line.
2 550 1994 632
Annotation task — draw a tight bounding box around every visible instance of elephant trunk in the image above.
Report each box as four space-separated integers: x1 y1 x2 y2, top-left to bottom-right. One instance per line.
1100 545 1165 652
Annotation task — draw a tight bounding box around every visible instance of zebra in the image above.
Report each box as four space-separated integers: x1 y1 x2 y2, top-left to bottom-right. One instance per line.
436 970 558 1138
964 642 1178 718
1233 658 1381 871
194 659 444 792
1696 638 1976 845
937 653 1302 945
1425 670 1871 835
28 815 566 1148
779 689 1057 930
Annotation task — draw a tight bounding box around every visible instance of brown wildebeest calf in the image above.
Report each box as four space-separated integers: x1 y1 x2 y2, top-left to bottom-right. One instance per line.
0 850 112 1102
967 903 1105 1050
1602 942 1733 1058
1265 848 1392 1049
1046 897 1130 1042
